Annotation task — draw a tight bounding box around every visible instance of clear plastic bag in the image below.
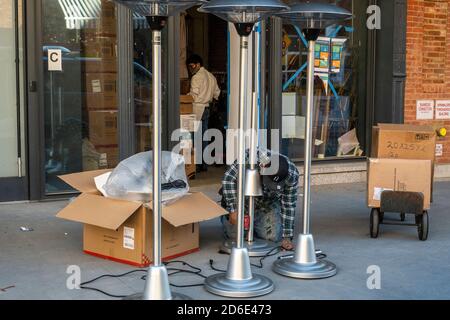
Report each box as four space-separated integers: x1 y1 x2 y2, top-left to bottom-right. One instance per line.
103 151 189 203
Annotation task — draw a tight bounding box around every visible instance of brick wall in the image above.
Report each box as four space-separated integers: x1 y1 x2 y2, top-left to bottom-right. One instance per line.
405 0 450 163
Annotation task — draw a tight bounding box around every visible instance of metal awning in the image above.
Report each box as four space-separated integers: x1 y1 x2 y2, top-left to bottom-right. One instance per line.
58 0 148 30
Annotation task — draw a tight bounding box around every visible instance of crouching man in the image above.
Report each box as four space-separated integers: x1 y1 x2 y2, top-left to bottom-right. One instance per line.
220 149 300 251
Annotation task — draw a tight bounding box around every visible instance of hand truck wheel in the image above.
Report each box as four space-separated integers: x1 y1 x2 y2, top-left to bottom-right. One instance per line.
379 212 384 223
418 211 429 241
400 213 406 221
370 208 380 238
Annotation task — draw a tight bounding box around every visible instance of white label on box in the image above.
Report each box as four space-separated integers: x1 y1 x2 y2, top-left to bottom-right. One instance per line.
47 49 62 71
436 144 443 157
416 100 434 120
373 187 393 201
123 226 135 250
91 79 102 93
180 114 198 132
435 100 450 120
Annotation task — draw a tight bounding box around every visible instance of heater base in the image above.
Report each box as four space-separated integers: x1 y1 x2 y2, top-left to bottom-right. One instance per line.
204 273 274 298
124 292 192 300
272 258 337 279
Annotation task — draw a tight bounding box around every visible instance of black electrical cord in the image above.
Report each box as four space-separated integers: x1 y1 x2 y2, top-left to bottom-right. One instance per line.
80 250 330 298
80 269 147 298
140 261 207 288
210 246 286 271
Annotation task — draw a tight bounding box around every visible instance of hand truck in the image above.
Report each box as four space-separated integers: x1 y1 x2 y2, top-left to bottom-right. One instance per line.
370 191 429 241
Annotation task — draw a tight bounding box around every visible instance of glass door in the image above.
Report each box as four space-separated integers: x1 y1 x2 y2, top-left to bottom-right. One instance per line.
40 0 119 194
0 0 27 201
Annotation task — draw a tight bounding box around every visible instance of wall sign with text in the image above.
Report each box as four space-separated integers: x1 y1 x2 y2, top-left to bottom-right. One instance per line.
416 100 435 120
435 100 450 120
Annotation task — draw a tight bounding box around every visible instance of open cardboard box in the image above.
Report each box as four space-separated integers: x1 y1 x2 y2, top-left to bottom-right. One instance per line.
56 169 227 267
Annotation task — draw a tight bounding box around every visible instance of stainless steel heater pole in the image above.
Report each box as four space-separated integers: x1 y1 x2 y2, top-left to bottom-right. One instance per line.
248 93 258 244
302 39 314 236
272 33 337 279
236 35 249 249
152 28 162 268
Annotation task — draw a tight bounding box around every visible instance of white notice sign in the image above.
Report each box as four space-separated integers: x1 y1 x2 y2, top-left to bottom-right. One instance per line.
47 49 62 71
416 100 434 120
436 144 443 157
435 100 450 120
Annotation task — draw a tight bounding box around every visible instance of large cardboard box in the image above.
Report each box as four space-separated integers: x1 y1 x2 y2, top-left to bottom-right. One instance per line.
88 110 118 146
95 145 119 168
84 72 118 110
136 123 152 152
371 123 436 199
56 170 227 267
81 35 117 58
180 95 194 115
371 124 436 160
85 73 117 93
367 158 432 209
83 58 117 73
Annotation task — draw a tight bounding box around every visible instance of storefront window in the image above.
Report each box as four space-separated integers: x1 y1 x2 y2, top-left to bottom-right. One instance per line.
281 0 368 161
42 0 118 193
133 15 168 153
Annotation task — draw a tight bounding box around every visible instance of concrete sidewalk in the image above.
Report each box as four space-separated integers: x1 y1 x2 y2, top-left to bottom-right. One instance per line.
1 180 450 300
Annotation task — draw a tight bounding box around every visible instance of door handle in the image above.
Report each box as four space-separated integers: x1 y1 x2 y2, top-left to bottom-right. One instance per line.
29 81 37 92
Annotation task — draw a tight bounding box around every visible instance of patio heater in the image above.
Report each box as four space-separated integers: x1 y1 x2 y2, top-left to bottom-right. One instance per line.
112 0 204 300
272 1 352 279
199 0 289 297
220 24 276 257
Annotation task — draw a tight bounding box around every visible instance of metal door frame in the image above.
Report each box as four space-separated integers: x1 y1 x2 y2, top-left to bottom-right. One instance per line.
0 0 29 202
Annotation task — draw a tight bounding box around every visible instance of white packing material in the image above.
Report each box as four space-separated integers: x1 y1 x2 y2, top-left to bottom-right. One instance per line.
102 151 189 203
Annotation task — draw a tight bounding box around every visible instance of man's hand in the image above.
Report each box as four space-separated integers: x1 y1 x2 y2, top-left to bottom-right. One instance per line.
228 211 238 225
281 238 294 251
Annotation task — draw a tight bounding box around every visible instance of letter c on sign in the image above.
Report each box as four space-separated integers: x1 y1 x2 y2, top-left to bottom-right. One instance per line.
50 52 59 62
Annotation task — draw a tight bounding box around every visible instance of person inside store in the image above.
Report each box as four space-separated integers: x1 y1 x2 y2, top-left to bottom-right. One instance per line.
220 148 300 251
187 54 221 172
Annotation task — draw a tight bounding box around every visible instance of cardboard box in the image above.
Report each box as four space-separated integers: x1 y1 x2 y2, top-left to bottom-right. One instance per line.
84 73 118 109
180 95 194 104
367 158 432 209
95 145 119 168
83 58 117 73
180 78 190 95
85 93 118 110
85 73 117 94
81 36 117 58
136 123 152 152
181 148 196 178
56 170 227 267
180 95 194 114
88 110 118 146
371 123 437 200
371 124 436 160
